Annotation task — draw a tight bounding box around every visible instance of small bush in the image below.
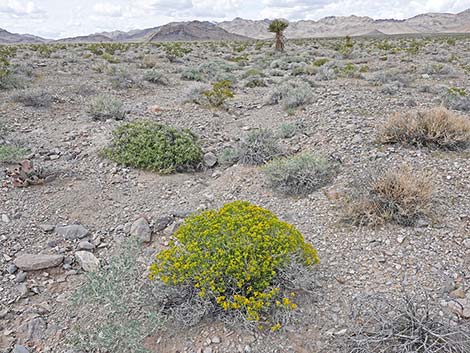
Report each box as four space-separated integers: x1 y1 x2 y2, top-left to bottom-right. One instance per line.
278 122 300 138
442 87 470 112
218 146 240 166
203 80 234 107
263 153 337 196
313 58 329 67
87 95 125 121
379 107 470 150
347 292 470 353
182 83 211 105
109 68 136 90
101 52 120 64
143 69 169 85
181 67 203 81
150 201 319 328
0 145 29 163
239 129 283 165
11 89 53 108
105 120 203 174
344 165 433 226
269 79 312 110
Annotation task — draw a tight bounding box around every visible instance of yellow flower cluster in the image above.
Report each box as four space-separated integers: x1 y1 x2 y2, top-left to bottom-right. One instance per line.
149 201 319 327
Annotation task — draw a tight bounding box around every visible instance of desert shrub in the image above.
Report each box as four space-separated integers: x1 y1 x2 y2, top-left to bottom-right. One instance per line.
143 69 169 85
314 62 337 81
347 292 470 353
263 153 337 195
242 68 264 79
149 201 319 329
420 63 457 76
379 107 470 150
218 146 240 166
87 95 125 120
0 145 29 163
343 165 433 226
105 120 203 174
313 58 329 67
239 129 283 165
269 79 313 110
366 69 409 86
278 122 300 138
70 238 163 353
181 67 203 81
11 89 53 108
203 80 234 107
161 42 191 62
442 87 470 112
198 59 236 82
182 83 211 105
109 67 136 90
101 52 120 64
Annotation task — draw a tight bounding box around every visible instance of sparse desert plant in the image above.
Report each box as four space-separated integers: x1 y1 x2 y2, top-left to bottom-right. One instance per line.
313 58 329 67
347 292 470 353
263 152 337 195
379 107 470 150
269 79 313 110
109 67 137 90
238 129 283 165
181 67 203 81
197 59 236 82
314 61 337 81
87 95 125 120
244 76 267 88
149 200 319 329
0 145 29 163
218 146 240 166
143 69 169 85
70 238 163 353
101 52 120 64
442 87 470 112
268 19 289 52
343 165 433 226
11 89 53 108
160 42 192 62
278 122 301 138
203 80 234 107
104 120 203 174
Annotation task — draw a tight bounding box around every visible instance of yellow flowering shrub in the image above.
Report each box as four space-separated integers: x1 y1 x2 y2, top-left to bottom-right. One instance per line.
149 200 319 327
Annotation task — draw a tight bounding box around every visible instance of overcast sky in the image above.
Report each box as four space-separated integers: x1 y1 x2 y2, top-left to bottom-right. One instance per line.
0 0 468 39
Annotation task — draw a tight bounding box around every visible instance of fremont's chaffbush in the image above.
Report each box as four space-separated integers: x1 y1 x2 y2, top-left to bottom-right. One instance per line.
149 201 319 329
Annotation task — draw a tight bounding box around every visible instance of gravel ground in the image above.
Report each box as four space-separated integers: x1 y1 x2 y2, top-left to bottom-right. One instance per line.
0 36 469 353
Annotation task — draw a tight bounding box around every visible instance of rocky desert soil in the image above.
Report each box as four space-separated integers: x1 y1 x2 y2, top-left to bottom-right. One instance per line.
0 35 469 353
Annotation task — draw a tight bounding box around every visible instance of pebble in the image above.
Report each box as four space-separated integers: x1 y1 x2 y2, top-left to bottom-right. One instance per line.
78 240 95 250
13 345 30 353
2 214 10 223
204 152 218 167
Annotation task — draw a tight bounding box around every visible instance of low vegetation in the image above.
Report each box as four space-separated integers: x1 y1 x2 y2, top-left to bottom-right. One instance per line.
379 107 470 150
150 201 319 329
104 120 203 174
263 152 337 196
87 95 125 120
238 129 283 165
344 165 433 226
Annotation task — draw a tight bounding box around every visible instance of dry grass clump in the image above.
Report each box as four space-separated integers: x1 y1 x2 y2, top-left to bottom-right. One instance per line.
347 292 470 353
344 165 433 226
379 107 470 150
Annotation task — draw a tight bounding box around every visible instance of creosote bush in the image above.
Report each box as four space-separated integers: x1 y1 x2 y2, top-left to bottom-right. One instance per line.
11 89 53 108
344 165 433 226
379 107 470 150
203 80 234 107
263 152 337 196
149 201 319 329
105 120 203 174
87 95 125 120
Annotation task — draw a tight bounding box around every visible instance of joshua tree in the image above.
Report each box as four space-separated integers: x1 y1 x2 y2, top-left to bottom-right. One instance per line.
268 19 289 52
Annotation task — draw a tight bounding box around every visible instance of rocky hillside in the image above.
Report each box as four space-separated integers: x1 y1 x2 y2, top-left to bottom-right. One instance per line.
218 9 470 39
0 28 46 44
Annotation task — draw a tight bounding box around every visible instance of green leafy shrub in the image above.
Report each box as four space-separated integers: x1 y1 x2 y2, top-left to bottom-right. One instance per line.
313 58 329 67
87 95 125 120
101 52 120 64
161 42 192 62
150 201 319 328
263 153 337 195
203 80 234 107
239 129 283 165
105 120 203 174
379 107 470 150
343 165 433 226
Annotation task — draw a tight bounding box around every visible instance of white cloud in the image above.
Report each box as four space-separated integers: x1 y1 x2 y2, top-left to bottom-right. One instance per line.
93 2 123 17
0 0 44 16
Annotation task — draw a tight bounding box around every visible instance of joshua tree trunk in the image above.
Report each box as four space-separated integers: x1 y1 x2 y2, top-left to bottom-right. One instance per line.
275 32 285 52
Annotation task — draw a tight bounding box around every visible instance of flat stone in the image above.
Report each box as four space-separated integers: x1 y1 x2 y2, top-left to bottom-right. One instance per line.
77 240 95 250
154 216 173 232
130 217 152 243
14 254 64 271
56 224 89 240
39 224 55 232
75 251 99 272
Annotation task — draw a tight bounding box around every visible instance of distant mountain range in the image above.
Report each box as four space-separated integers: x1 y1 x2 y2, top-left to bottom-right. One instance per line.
1 9 469 44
